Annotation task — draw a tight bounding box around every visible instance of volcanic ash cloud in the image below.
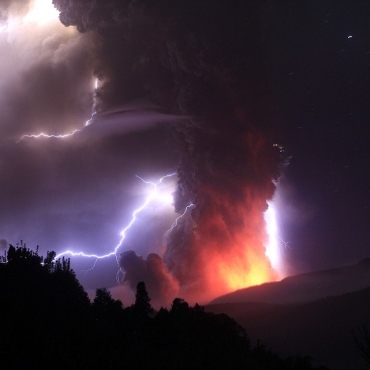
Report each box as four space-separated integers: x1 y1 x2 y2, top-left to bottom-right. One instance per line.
53 0 284 304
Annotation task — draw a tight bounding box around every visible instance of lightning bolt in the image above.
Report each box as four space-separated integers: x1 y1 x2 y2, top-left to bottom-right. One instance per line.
168 203 194 232
16 113 97 143
17 129 82 142
54 173 179 281
264 199 291 276
264 200 280 270
17 79 98 142
14 73 191 280
278 236 292 249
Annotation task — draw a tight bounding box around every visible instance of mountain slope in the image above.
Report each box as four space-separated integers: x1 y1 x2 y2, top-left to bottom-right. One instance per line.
207 282 370 369
211 258 370 305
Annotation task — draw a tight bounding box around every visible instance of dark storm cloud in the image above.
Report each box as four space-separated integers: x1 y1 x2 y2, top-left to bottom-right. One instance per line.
53 0 269 113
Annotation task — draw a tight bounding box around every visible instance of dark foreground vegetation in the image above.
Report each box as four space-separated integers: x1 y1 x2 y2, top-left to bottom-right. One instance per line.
0 245 327 369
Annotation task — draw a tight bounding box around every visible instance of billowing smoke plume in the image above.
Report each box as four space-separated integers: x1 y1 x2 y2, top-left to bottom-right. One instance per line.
119 250 179 306
52 0 283 304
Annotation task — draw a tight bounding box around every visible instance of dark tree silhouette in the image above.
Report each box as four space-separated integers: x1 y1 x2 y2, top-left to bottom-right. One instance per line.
0 244 326 369
6 243 43 268
93 287 123 320
94 287 122 308
43 250 56 272
0 244 92 369
133 281 153 316
171 297 190 314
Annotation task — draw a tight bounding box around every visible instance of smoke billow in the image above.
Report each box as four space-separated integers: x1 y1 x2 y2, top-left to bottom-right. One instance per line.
51 0 283 304
119 250 179 307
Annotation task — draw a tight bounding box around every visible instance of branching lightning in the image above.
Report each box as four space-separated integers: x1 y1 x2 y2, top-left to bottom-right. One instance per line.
17 79 98 143
168 204 194 232
17 130 82 142
16 110 97 143
14 69 196 281
54 172 191 280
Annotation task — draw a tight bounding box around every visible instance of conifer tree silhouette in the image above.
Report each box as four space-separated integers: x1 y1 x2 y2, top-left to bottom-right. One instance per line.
133 281 153 316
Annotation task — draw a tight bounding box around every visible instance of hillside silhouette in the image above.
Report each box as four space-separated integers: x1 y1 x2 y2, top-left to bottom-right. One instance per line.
208 277 370 369
0 244 328 369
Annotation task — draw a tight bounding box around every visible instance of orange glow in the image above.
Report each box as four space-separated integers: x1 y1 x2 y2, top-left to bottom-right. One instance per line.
200 234 276 302
216 247 275 292
169 130 280 305
198 132 278 301
189 181 278 302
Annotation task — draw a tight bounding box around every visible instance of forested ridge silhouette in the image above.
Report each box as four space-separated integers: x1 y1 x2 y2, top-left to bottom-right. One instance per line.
0 244 328 369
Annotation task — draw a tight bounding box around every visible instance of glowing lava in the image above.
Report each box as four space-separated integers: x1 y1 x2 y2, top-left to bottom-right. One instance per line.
216 246 275 292
203 231 277 301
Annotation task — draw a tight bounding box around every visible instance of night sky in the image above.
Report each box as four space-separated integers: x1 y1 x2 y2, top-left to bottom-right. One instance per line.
1 0 370 306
